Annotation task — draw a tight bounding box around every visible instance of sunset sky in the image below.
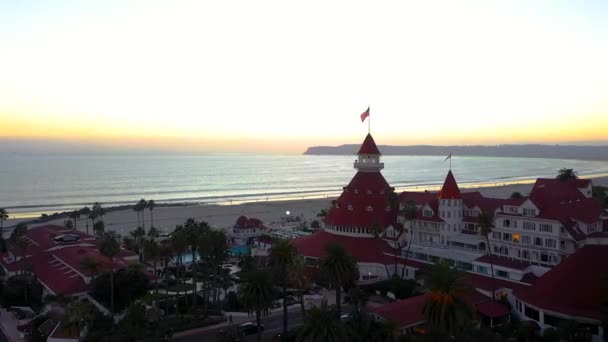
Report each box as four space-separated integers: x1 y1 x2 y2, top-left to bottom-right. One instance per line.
1 1 607 153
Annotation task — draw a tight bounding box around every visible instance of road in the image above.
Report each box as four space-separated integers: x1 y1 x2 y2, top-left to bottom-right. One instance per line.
172 309 305 342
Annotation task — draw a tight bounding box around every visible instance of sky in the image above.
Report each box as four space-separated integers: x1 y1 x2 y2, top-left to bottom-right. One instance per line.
1 0 607 153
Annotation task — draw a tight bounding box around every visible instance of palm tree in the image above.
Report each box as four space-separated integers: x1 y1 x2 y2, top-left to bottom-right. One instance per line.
183 218 209 308
289 255 311 318
478 210 496 301
99 231 121 315
133 202 141 228
159 239 173 286
401 200 418 279
65 300 92 338
80 207 91 235
296 301 347 342
269 239 296 334
316 209 327 218
147 226 160 239
423 260 473 336
147 200 156 228
510 191 523 199
144 238 161 294
170 225 189 309
557 168 578 181
319 243 358 318
10 223 28 276
80 256 101 280
0 208 9 237
68 210 80 230
238 270 275 342
130 226 146 257
137 199 147 231
209 230 228 304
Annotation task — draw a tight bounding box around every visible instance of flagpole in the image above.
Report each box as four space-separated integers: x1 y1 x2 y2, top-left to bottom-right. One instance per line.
368 105 371 133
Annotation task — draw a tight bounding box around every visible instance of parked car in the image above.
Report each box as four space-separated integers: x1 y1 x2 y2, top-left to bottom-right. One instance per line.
239 322 264 336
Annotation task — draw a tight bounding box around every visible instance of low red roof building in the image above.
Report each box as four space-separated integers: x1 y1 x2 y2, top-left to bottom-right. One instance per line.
0 225 138 296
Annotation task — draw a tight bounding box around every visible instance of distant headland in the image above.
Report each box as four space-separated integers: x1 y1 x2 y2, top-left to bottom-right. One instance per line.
303 144 608 160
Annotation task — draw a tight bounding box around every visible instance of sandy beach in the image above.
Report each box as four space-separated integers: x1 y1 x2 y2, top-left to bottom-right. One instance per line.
5 175 608 237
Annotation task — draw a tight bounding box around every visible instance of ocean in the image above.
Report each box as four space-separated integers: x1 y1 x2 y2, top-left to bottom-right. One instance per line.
1 154 607 217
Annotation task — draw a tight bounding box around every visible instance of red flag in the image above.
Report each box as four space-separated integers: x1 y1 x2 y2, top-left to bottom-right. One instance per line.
360 107 370 122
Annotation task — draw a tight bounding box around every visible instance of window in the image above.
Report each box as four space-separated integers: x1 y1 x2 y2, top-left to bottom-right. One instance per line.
423 209 432 217
497 270 509 278
560 227 565 234
385 206 391 212
523 208 537 216
522 250 530 259
366 205 373 212
522 235 531 245
539 224 553 233
540 253 549 262
448 200 451 207
504 219 511 228
447 211 451 218
545 239 556 248
478 266 488 274
534 237 542 246
513 233 520 243
523 222 536 230
366 189 372 194
354 189 359 194
503 233 511 241
347 204 353 211
560 240 565 249
525 306 540 321
492 232 501 240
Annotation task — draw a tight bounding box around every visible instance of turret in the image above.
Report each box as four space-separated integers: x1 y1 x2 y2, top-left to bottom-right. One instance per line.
354 133 384 172
438 170 463 239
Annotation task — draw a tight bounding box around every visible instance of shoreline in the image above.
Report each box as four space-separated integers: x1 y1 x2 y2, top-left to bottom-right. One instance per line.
6 172 608 221
5 175 608 237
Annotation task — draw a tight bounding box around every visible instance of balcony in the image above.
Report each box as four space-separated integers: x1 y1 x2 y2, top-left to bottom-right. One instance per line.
353 160 384 170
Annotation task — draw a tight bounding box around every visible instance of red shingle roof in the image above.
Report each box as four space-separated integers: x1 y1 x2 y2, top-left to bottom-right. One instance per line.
292 230 395 264
528 179 603 241
514 245 608 320
357 133 381 155
323 171 397 229
30 253 88 295
438 170 461 199
369 294 429 328
476 301 509 318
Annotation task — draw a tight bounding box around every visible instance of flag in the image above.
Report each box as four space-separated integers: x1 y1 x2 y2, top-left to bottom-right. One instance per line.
445 153 452 161
360 107 370 122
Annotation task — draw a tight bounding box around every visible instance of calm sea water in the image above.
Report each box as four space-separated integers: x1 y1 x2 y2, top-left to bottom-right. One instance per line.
1 154 607 216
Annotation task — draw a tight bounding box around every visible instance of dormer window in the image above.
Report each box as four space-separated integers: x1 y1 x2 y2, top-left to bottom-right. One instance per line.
354 189 359 194
523 208 536 216
385 206 391 212
366 205 373 212
367 189 372 195
347 204 353 211
423 209 433 217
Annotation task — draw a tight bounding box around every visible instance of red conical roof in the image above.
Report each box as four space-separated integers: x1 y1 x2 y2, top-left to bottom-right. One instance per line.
357 133 381 155
438 170 461 199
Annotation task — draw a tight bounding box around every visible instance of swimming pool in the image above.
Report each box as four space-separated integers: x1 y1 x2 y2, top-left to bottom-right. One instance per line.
229 245 250 256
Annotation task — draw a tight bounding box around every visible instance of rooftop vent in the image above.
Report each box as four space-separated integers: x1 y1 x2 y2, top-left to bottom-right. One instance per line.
53 234 81 243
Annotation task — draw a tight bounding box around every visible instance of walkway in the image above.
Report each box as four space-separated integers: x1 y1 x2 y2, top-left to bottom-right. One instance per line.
0 308 25 342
